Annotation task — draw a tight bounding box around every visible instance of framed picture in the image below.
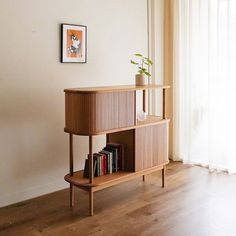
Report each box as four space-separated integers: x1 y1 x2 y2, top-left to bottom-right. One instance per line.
61 24 87 63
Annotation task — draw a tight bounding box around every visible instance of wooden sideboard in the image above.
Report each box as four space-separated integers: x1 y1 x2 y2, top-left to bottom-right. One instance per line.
64 84 170 216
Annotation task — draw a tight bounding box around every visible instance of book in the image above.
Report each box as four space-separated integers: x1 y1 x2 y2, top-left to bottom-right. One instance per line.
84 143 124 178
107 143 125 171
93 153 102 176
103 146 117 172
99 150 111 174
97 152 106 175
101 149 113 174
102 153 106 175
83 158 97 178
93 154 99 177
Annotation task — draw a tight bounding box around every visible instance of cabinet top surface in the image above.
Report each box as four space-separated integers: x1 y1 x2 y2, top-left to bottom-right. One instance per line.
64 84 170 94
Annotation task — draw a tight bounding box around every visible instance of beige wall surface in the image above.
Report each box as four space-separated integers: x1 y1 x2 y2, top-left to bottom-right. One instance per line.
0 0 165 207
0 0 149 207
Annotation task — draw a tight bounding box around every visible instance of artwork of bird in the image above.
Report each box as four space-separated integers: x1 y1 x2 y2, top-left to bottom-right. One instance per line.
68 34 81 54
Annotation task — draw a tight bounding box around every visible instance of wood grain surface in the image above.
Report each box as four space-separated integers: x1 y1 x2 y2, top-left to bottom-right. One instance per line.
64 84 170 94
65 115 170 136
65 91 135 134
135 123 168 171
1 162 236 236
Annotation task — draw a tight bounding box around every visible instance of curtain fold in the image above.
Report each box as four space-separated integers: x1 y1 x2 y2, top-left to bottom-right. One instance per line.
173 0 236 173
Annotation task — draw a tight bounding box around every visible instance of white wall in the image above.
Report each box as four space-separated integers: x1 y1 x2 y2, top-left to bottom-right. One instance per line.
0 0 164 207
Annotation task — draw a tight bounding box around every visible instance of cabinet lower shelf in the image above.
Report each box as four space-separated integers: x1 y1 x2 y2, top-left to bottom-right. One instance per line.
65 161 169 192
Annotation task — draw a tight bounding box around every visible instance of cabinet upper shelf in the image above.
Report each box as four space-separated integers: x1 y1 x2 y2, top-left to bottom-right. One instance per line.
64 84 170 135
65 115 170 136
64 84 170 94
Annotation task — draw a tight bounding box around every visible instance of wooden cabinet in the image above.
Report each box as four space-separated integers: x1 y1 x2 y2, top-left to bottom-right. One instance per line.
65 91 135 134
64 84 170 216
135 123 169 171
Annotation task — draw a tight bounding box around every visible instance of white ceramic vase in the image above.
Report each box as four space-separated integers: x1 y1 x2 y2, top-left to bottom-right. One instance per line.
135 74 147 86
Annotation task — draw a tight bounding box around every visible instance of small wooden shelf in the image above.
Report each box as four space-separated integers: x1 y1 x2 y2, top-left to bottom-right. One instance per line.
65 162 169 192
64 115 170 136
64 84 170 94
64 84 170 216
136 115 170 127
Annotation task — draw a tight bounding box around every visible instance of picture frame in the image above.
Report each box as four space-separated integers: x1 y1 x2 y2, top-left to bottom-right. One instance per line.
61 24 87 63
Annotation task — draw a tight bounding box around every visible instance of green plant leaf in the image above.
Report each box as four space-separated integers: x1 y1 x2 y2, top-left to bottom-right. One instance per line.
144 71 151 77
134 53 143 57
145 58 153 65
139 68 146 73
130 60 138 65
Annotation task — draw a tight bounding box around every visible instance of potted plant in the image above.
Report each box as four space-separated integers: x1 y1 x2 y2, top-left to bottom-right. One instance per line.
131 53 153 86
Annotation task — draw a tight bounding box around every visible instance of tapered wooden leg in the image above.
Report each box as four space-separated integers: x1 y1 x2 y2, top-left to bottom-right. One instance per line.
143 90 146 112
69 134 74 206
142 175 145 182
89 188 94 216
163 88 166 119
88 136 94 216
162 167 165 188
70 184 74 207
89 136 94 184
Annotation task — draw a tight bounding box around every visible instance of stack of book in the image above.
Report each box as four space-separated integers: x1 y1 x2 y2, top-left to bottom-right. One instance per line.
83 142 124 178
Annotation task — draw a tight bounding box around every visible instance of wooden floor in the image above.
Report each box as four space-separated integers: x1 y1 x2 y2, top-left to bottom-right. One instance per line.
1 162 236 236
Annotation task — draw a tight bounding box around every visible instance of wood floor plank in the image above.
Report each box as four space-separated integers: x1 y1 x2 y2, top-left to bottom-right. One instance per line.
1 162 236 236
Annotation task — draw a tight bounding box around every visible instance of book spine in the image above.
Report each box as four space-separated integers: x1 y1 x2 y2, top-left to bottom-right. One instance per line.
100 156 102 176
110 154 112 174
112 152 115 172
101 156 104 175
97 156 100 176
94 155 97 177
105 155 107 175
99 156 101 176
103 155 106 175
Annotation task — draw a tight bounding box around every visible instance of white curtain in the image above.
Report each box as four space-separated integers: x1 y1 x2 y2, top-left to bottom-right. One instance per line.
173 0 236 173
